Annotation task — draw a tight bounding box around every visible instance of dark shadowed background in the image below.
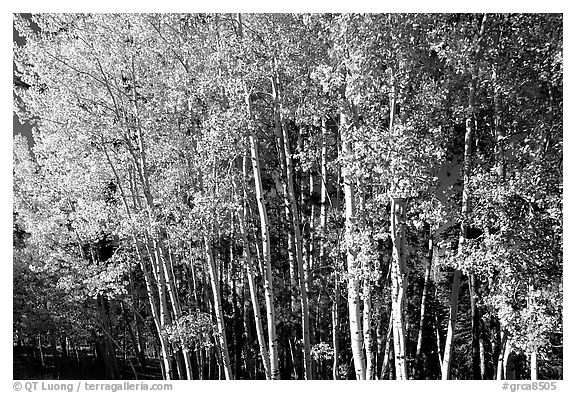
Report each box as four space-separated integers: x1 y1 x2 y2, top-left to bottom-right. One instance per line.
13 13 34 146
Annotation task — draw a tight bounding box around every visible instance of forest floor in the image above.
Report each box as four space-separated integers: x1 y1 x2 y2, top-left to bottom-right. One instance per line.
13 346 163 380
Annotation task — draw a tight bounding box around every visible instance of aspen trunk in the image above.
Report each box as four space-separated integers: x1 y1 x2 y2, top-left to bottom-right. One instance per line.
415 224 434 377
442 14 487 380
282 135 312 379
271 105 298 314
165 239 194 379
204 237 233 379
102 139 173 380
38 335 46 368
287 225 298 313
307 170 315 272
530 351 538 380
496 329 508 380
441 268 461 380
319 116 329 265
504 346 515 380
341 105 366 380
387 77 408 380
378 316 393 379
360 186 375 380
237 153 272 379
390 197 408 380
246 88 280 379
272 72 312 379
528 283 538 381
432 295 444 372
479 319 487 379
241 271 255 379
316 116 338 379
469 273 481 379
156 240 194 379
363 288 375 379
125 89 183 379
154 242 175 380
332 280 340 380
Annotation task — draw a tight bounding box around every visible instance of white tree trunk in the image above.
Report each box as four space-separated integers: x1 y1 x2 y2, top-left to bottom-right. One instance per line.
530 351 538 380
247 88 280 379
415 225 433 376
341 106 366 380
204 237 233 380
272 72 312 379
496 329 508 380
236 154 272 379
390 197 408 380
442 14 488 380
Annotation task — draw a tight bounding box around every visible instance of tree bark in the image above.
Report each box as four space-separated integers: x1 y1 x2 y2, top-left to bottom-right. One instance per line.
246 87 280 379
236 152 272 379
415 224 434 377
204 237 233 379
530 351 538 380
469 273 482 379
442 14 487 380
496 329 508 380
272 72 312 379
379 317 393 380
101 138 173 380
271 103 299 314
306 169 315 276
332 280 340 380
341 104 366 380
390 197 408 380
38 335 46 368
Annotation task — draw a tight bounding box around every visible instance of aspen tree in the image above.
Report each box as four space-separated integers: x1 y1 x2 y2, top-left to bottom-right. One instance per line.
442 14 488 381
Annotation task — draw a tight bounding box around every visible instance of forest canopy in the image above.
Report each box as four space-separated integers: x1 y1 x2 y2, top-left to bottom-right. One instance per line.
13 13 562 380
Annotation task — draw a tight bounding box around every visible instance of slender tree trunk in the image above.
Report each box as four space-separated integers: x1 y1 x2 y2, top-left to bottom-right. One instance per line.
469 273 482 379
60 335 68 359
415 224 434 377
232 262 243 379
127 59 186 379
496 329 508 380
363 291 376 379
101 140 173 380
387 76 409 380
479 321 487 379
307 170 315 272
379 317 393 380
504 347 515 380
433 309 443 375
164 239 194 380
442 14 487 380
153 240 175 380
341 103 366 380
491 23 509 382
236 153 272 379
441 268 461 380
287 224 298 312
356 184 375 380
204 237 233 379
315 116 338 380
38 335 46 368
530 351 538 380
241 270 255 379
246 87 280 379
319 116 329 265
390 197 408 380
332 281 340 380
271 106 299 314
272 72 312 379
